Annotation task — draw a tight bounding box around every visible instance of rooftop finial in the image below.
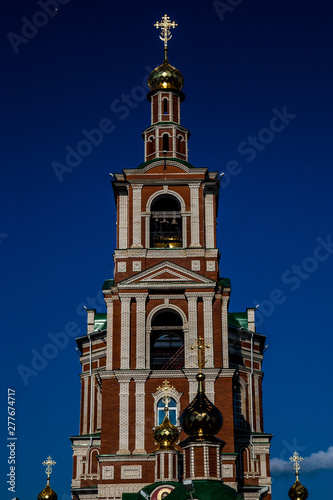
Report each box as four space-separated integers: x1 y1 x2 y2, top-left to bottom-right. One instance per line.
154 14 178 59
190 337 211 373
42 456 56 484
289 451 303 480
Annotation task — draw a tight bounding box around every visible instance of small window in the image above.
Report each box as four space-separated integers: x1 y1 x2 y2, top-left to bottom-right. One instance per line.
162 133 169 151
163 98 168 115
233 389 243 426
157 397 177 425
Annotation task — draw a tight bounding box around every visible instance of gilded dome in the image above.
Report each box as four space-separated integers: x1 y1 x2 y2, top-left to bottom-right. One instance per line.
288 479 309 500
37 482 57 500
154 410 180 450
179 373 223 438
148 51 184 92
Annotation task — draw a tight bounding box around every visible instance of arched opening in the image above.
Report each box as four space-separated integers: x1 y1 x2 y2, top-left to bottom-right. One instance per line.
150 195 182 248
162 133 169 151
147 135 155 156
163 98 168 115
151 310 184 370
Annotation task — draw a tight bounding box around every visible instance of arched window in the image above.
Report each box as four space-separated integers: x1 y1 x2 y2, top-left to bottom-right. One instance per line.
163 98 168 115
157 397 177 425
150 195 182 248
151 310 184 370
147 135 155 156
162 133 169 151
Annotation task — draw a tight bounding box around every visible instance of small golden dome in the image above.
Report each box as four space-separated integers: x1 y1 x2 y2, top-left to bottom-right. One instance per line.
179 373 223 438
148 51 184 92
288 479 309 500
37 481 57 500
154 410 180 450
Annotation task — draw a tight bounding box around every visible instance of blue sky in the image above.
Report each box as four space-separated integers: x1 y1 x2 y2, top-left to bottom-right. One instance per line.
1 0 333 499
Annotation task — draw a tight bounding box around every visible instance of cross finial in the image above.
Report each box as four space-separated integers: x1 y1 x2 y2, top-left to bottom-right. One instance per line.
42 456 56 478
158 379 173 408
190 337 211 373
289 451 303 479
154 14 178 50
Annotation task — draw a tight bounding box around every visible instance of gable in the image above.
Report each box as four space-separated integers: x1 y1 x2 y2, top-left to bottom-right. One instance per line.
117 261 216 289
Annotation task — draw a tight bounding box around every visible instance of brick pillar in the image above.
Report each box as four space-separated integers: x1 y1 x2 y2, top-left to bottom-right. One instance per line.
118 187 128 249
116 376 130 455
185 293 198 368
105 298 114 371
190 183 201 247
221 295 230 368
133 373 149 454
135 294 147 369
204 188 215 248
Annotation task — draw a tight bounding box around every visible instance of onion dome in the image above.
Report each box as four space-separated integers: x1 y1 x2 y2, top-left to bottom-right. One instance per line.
288 479 309 500
148 49 184 92
179 372 223 438
154 408 180 450
37 480 57 500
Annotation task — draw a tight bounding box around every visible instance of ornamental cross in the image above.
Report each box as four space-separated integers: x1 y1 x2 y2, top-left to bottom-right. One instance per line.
289 451 303 477
158 379 173 408
42 456 56 476
190 337 211 373
154 14 178 48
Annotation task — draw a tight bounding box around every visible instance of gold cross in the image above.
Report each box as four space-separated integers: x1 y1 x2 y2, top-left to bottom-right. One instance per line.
289 451 303 477
42 456 56 476
190 337 211 373
157 379 173 408
154 14 178 48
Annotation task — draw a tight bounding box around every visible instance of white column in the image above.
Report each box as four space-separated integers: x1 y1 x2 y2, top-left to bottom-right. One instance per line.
254 375 261 432
132 184 143 248
190 183 201 247
134 375 149 454
105 298 113 370
120 295 131 369
221 295 230 368
117 379 130 454
136 294 147 369
118 188 128 249
83 376 88 434
204 188 215 248
203 294 214 368
185 294 198 368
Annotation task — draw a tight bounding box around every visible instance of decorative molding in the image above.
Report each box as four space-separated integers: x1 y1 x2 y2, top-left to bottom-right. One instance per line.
206 260 216 272
132 261 142 271
121 465 142 479
191 260 200 271
117 261 126 273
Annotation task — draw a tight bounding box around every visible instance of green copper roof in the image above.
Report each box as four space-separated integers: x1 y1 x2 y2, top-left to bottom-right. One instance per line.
228 312 248 330
94 313 107 332
126 481 242 500
136 158 195 169
218 277 231 288
102 279 115 290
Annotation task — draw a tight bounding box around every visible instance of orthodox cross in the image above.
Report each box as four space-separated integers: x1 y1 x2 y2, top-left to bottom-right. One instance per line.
42 456 56 478
154 14 178 49
158 379 172 409
289 451 303 479
190 337 211 373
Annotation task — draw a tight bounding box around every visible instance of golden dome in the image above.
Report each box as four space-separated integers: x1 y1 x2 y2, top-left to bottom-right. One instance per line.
37 481 57 500
154 410 180 450
148 51 184 92
288 479 308 500
179 373 223 438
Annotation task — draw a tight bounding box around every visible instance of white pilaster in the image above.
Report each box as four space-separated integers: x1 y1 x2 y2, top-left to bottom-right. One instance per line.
205 188 215 248
185 294 198 368
117 379 130 454
120 295 131 369
136 294 147 369
134 374 149 454
203 294 214 368
105 298 113 371
221 295 230 368
118 188 128 249
190 183 201 247
132 184 143 248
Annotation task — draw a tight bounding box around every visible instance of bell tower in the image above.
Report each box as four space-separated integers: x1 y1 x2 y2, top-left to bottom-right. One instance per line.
70 15 272 500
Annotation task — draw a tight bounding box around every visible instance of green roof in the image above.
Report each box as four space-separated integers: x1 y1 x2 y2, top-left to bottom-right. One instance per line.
102 279 115 290
125 481 242 500
228 312 248 330
136 158 195 169
94 313 107 332
218 277 231 288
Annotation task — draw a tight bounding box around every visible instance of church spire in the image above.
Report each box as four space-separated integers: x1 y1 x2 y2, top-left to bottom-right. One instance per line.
288 452 309 500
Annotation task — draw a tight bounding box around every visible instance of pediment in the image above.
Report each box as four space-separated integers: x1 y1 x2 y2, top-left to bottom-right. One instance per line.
117 261 215 289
